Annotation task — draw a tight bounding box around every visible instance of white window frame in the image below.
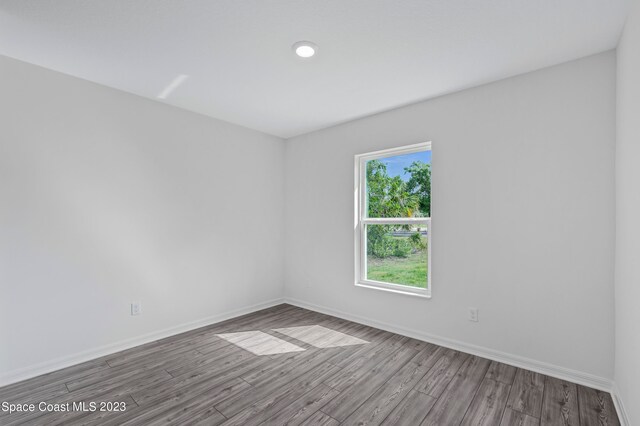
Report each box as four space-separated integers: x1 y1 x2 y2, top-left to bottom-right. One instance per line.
354 142 432 298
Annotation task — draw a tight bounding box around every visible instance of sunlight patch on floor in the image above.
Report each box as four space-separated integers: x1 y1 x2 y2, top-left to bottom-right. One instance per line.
216 331 306 355
273 325 369 348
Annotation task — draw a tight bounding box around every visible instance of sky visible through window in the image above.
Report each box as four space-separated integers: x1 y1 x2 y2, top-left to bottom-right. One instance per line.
378 150 431 181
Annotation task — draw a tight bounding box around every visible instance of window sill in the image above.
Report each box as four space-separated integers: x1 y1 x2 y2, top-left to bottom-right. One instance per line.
355 281 431 299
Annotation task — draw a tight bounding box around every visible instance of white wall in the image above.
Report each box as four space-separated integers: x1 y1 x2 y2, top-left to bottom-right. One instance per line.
0 55 285 382
615 0 640 422
0 46 621 393
285 52 616 380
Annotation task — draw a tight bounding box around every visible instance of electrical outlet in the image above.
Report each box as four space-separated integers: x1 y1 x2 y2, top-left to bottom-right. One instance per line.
468 307 479 322
131 302 141 316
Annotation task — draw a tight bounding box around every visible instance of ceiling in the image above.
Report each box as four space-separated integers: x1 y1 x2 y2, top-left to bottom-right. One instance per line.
0 0 630 138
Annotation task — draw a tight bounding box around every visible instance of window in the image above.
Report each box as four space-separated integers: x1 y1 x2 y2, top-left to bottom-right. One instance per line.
355 142 431 297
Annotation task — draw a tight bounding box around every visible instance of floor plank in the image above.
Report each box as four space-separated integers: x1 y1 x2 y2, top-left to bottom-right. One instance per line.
0 358 109 401
321 345 418 421
0 381 69 404
486 360 517 385
380 389 436 426
300 411 340 426
421 355 491 426
328 333 403 368
132 352 269 406
1 367 170 425
241 346 338 388
506 368 546 418
66 349 202 391
219 363 340 425
501 408 541 426
165 343 253 378
541 376 579 426
414 347 469 397
341 360 430 426
94 378 247 426
261 384 339 425
576 385 620 426
323 335 408 391
460 378 511 426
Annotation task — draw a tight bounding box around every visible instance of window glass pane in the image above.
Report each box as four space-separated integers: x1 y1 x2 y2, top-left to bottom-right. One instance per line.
366 150 431 218
366 224 428 289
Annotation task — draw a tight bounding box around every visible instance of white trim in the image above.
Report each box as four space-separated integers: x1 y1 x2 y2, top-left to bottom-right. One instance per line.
0 298 285 387
356 281 431 298
283 297 614 392
356 142 432 162
362 217 428 225
354 142 432 297
612 383 632 426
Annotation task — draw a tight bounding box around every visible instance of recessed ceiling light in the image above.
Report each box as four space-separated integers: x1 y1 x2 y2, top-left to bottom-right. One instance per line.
292 41 317 58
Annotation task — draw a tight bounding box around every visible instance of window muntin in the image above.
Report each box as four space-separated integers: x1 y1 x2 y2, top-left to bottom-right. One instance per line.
355 143 431 297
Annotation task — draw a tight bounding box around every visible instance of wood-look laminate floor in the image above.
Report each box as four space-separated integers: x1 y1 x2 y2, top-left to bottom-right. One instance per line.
0 304 620 425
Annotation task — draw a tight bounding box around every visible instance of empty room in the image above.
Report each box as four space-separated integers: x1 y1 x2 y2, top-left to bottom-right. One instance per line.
1 0 638 425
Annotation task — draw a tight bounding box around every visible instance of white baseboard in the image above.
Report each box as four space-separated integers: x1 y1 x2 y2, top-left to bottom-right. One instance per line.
612 383 632 426
0 298 285 387
284 297 614 393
